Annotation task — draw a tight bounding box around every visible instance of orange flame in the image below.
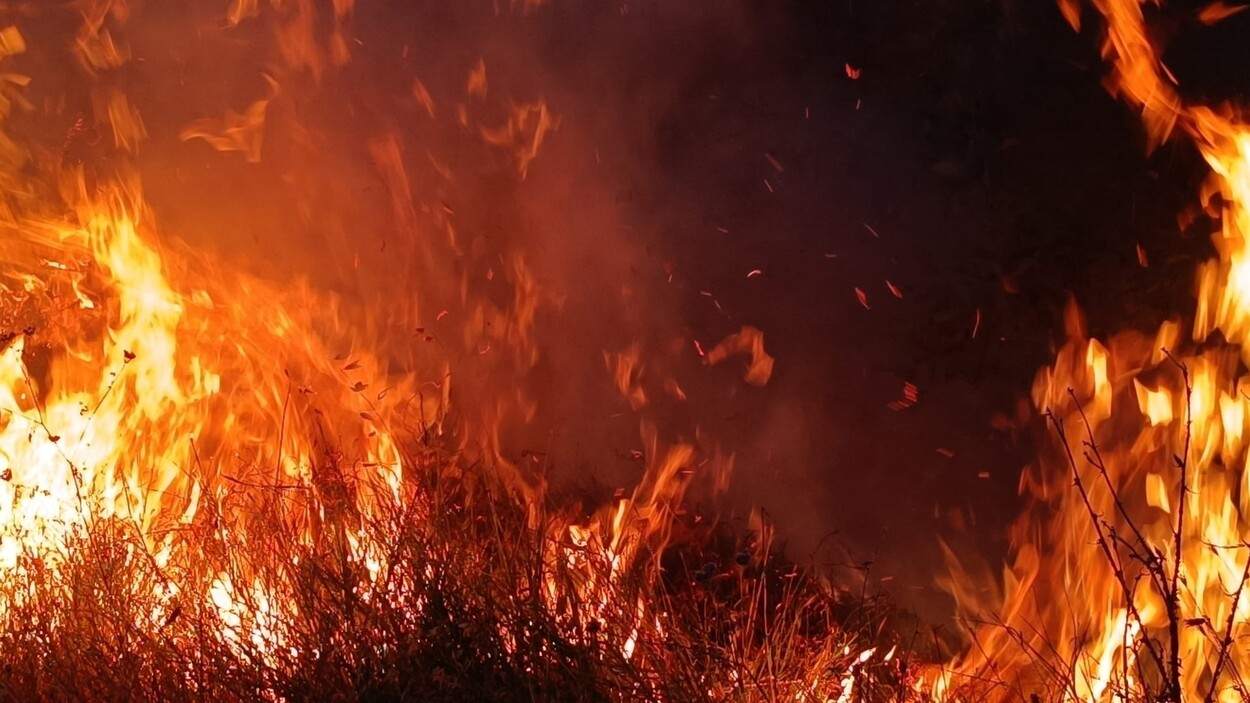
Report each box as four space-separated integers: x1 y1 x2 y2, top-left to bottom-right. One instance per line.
181 77 278 164
0 3 792 691
931 2 1250 701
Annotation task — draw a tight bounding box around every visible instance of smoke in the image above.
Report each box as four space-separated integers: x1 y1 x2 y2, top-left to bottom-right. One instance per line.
4 0 959 614
0 1 791 511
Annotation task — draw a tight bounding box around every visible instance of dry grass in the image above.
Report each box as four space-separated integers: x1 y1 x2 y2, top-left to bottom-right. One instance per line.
0 430 923 703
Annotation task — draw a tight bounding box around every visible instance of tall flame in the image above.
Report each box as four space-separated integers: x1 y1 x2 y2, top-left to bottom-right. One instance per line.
932 2 1250 701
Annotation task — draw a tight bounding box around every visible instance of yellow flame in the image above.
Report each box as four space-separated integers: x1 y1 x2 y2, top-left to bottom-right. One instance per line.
932 2 1250 701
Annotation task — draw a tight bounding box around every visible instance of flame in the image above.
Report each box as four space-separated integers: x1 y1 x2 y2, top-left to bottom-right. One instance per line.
704 325 776 387
0 160 438 644
227 1 260 26
0 2 905 699
0 4 819 697
181 77 278 163
478 99 561 179
0 0 439 669
931 2 1250 700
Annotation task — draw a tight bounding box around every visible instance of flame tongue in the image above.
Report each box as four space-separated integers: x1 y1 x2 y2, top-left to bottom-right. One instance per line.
0 166 424 574
0 4 445 661
0 1 791 692
932 2 1250 701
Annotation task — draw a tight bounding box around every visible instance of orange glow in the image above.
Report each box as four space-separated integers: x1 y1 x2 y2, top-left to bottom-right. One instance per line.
928 2 1250 700
0 1 920 699
0 3 818 694
705 325 775 387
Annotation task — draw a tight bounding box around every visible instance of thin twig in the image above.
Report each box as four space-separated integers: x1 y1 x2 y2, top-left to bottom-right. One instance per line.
1162 349 1191 703
1206 543 1250 703
274 372 292 486
1047 404 1169 682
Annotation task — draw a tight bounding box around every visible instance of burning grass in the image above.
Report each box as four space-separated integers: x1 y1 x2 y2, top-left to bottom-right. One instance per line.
16 0 1250 700
0 5 921 696
0 408 912 702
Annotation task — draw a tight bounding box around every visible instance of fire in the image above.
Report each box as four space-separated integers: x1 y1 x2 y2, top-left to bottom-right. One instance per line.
0 0 968 698
0 3 899 700
931 1 1250 701
0 155 434 650
181 77 277 164
0 0 535 675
